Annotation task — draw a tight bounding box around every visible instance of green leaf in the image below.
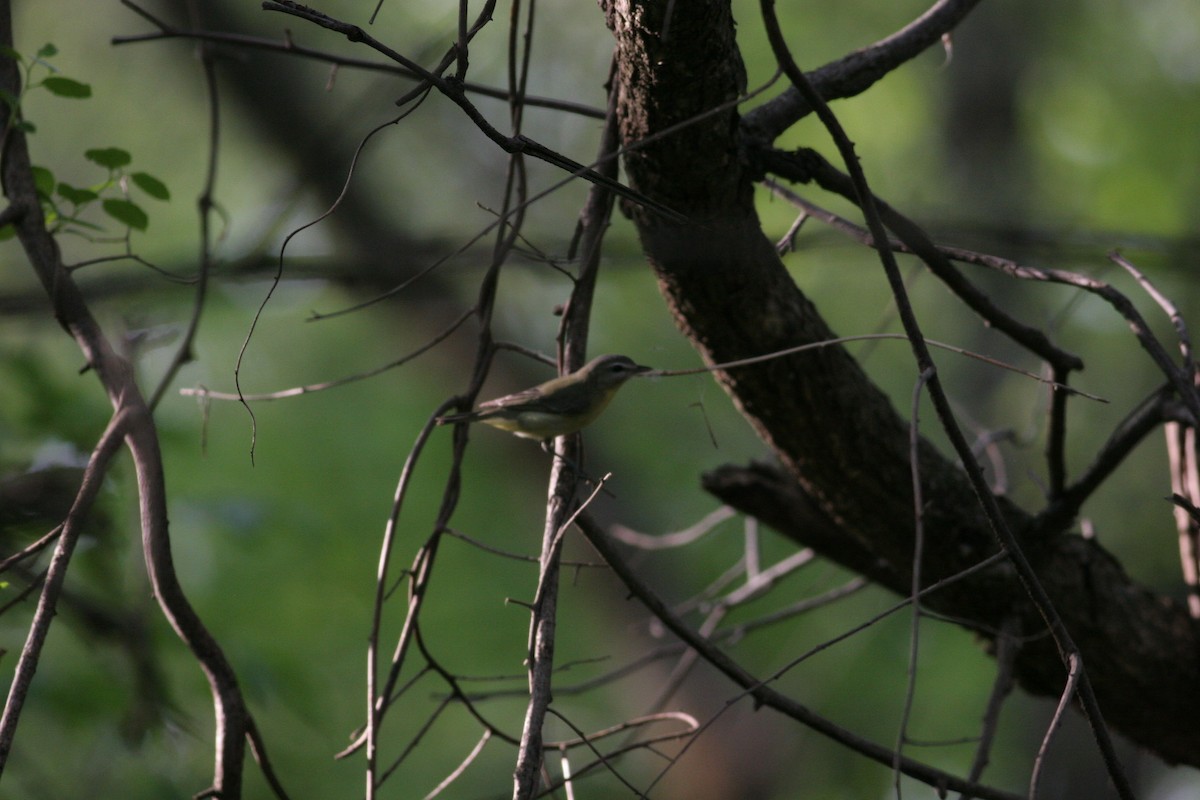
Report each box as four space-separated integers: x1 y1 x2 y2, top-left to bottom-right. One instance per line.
0 225 15 241
42 76 91 99
31 166 55 199
0 46 23 66
131 172 169 201
36 43 58 59
102 198 148 231
84 147 131 170
16 120 35 134
57 182 99 206
0 87 19 111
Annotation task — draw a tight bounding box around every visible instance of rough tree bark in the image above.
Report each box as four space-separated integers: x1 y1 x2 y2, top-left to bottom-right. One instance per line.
602 0 1200 768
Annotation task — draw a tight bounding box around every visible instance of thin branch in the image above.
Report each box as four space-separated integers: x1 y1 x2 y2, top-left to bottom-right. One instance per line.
1035 385 1177 534
367 415 451 797
535 713 699 798
245 716 294 800
576 512 1022 800
261 1 686 225
466 577 868 707
648 533 816 716
646 333 1104 402
958 616 1020 798
145 17 219 410
894 367 935 791
0 525 62 574
759 163 1083 375
113 2 606 117
542 708 648 798
181 308 473 402
0 409 130 767
1112 250 1195 376
423 730 492 800
1029 653 1082 799
234 98 431 462
742 0 985 142
610 506 737 549
377 695 455 786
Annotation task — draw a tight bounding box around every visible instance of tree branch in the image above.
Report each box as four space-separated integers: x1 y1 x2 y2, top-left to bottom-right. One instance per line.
741 0 983 143
0 10 269 794
604 0 1200 771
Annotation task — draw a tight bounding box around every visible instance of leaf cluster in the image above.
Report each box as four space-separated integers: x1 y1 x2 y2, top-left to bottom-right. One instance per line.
0 43 169 239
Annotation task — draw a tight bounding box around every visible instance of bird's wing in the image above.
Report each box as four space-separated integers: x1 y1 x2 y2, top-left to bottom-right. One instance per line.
475 386 544 414
477 377 591 416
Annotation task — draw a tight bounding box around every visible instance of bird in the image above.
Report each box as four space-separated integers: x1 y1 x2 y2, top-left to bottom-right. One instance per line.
436 354 652 442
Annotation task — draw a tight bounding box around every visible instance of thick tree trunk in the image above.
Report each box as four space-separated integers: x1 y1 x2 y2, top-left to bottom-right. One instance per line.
602 0 1200 768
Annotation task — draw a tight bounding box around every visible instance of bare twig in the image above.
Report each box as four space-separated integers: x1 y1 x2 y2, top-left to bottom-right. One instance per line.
145 13 219 410
1030 653 1082 799
181 308 473 402
646 333 1104 401
543 708 648 798
577 511 1022 800
894 366 936 791
0 525 62 574
958 616 1020 798
423 730 492 800
0 409 130 766
610 506 737 549
366 413 452 798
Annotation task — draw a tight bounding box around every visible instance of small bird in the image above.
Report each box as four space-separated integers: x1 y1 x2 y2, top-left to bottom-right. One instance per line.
437 354 652 442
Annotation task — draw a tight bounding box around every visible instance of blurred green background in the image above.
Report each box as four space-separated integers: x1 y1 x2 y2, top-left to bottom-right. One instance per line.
1 0 1198 797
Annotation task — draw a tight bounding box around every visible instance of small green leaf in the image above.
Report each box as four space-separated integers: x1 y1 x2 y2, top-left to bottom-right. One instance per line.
36 43 58 59
31 166 55 199
102 198 148 231
0 225 15 241
57 182 98 205
131 172 169 201
42 76 91 99
85 147 132 169
0 46 23 65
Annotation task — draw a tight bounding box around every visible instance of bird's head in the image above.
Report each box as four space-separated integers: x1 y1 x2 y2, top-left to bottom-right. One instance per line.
582 354 653 390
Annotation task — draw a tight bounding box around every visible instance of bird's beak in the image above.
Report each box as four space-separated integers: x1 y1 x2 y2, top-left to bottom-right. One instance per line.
633 363 655 377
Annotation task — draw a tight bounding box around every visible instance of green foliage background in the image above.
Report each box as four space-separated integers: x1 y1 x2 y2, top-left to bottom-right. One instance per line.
1 0 1198 798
